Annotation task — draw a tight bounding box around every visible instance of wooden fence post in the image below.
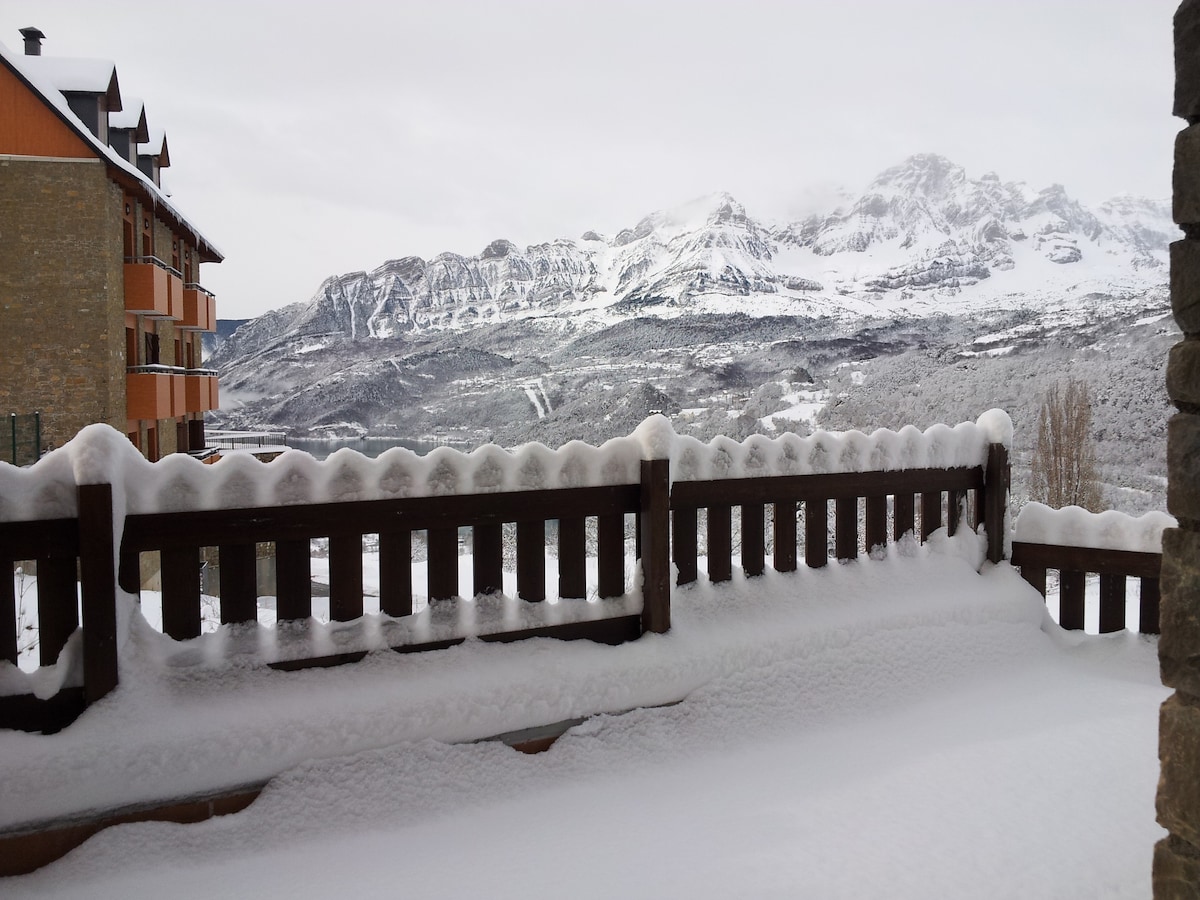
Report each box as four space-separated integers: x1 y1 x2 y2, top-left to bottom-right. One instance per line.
640 459 670 634
984 443 1010 565
77 484 118 704
0 557 15 666
516 521 545 603
741 503 765 576
328 534 364 622
37 556 78 666
673 507 698 586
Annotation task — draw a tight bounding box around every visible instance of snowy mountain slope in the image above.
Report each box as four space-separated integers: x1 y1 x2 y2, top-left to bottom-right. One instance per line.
207 155 1176 499
773 154 1171 306
212 154 1171 365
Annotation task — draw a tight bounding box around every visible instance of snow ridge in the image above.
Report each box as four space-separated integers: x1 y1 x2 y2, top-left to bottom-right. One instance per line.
0 412 1010 521
1014 502 1175 554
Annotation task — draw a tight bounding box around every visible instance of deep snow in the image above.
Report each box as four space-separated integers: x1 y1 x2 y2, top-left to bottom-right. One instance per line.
0 530 1168 899
0 412 1169 897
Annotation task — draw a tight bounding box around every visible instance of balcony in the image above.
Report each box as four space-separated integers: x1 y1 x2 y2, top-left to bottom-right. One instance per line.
181 284 217 332
126 365 219 421
183 370 219 412
126 369 180 421
124 257 182 320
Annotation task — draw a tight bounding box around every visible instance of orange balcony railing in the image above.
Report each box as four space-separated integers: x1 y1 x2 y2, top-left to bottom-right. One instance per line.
166 272 183 321
129 367 218 421
124 263 168 317
168 372 187 418
183 372 219 412
124 258 182 320
181 284 217 332
127 371 175 421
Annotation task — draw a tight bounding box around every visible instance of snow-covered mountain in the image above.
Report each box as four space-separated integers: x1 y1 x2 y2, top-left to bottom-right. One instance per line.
213 154 1172 364
774 154 1170 300
208 154 1177 499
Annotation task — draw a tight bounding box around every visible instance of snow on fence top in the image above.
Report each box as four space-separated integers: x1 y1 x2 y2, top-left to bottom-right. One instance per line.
1014 502 1176 555
0 411 1013 522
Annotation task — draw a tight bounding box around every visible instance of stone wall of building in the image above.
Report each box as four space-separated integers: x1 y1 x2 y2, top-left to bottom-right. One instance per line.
0 157 126 451
1157 2 1200 895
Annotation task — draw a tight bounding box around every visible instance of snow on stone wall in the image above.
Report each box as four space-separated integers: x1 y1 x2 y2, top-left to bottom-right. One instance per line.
1014 502 1175 555
0 411 1013 522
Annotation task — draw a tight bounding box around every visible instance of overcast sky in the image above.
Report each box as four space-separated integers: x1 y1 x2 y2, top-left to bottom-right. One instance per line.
3 1 1182 319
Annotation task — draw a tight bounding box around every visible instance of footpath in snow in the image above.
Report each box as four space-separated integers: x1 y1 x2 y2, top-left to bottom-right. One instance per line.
0 529 1168 899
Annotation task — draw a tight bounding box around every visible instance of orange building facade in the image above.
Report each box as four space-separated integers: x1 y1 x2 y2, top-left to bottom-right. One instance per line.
0 28 222 461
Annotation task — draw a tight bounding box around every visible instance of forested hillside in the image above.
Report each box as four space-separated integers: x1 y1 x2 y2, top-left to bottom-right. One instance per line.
816 312 1175 514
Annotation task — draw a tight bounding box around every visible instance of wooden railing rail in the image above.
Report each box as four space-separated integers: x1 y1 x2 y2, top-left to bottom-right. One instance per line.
1011 540 1162 635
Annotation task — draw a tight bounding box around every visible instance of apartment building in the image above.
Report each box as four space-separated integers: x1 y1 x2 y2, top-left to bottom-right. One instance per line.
0 26 222 461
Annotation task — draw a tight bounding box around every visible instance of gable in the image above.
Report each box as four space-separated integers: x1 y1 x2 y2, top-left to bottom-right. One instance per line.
0 59 93 158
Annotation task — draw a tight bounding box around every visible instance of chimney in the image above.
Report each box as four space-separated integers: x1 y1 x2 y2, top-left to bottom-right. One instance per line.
19 26 45 56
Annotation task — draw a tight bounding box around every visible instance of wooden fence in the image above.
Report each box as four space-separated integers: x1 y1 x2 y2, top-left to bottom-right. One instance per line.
120 476 650 657
5 443 1012 733
0 484 116 732
1011 541 1162 635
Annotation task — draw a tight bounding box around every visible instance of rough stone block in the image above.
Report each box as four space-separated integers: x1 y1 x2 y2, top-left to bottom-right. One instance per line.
1179 0 1200 121
1169 340 1200 407
1172 240 1200 335
1159 693 1200 849
1154 834 1200 899
1161 528 1200 695
1178 125 1200 225
1168 414 1200 521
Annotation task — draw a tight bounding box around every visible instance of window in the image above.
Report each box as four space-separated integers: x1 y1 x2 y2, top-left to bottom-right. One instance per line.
144 332 160 366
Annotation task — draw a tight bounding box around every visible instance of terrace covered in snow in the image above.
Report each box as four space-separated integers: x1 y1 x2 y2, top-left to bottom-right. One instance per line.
0 414 1171 897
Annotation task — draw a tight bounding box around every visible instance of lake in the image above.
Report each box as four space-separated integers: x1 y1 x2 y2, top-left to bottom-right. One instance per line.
283 437 453 460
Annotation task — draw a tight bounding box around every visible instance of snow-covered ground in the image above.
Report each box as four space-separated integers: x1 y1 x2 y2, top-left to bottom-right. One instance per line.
0 529 1167 899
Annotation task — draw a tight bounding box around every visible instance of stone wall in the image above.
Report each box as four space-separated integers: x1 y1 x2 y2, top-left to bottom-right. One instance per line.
1157 3 1200 895
0 157 126 450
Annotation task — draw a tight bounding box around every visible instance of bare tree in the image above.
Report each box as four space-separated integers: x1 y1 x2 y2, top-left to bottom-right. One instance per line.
1030 378 1102 511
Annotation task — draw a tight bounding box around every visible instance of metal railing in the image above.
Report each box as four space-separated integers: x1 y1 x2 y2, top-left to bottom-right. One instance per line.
6 413 40 467
125 365 218 376
205 430 289 451
123 255 183 279
183 282 215 297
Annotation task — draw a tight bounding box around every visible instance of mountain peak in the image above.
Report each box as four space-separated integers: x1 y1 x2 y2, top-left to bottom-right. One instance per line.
480 239 518 259
630 191 749 239
870 154 967 198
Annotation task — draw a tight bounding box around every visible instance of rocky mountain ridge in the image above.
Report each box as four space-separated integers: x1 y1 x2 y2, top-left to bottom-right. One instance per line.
207 153 1177 513
210 154 1174 366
